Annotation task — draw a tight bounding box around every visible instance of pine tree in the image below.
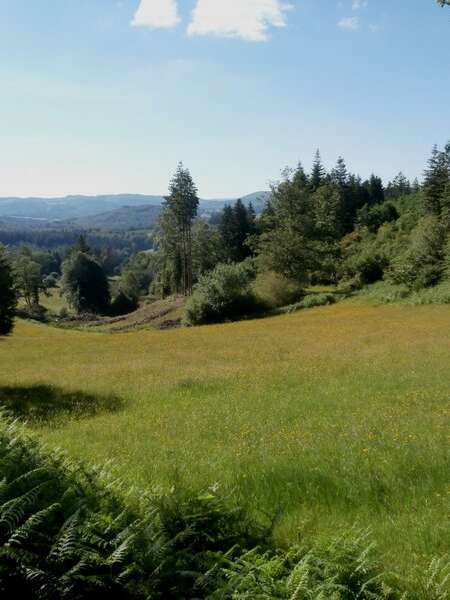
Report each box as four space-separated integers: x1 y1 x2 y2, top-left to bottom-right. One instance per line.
310 150 326 191
330 157 348 188
292 161 309 188
0 245 16 335
423 144 450 215
163 163 199 295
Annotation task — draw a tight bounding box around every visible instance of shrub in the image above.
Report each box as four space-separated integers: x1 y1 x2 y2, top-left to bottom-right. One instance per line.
184 261 262 325
253 271 304 309
109 290 138 316
284 292 336 314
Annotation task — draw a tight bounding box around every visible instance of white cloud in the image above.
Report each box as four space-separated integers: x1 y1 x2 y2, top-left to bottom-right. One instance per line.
352 0 368 9
131 0 179 29
187 0 293 42
337 16 360 30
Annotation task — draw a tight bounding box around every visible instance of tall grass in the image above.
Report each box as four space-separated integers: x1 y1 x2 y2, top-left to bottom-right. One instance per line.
0 302 449 589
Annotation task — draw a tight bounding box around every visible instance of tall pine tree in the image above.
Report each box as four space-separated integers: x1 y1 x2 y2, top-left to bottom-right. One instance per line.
163 163 199 296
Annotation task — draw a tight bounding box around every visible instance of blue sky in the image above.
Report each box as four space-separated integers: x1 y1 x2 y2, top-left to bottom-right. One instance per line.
0 0 449 198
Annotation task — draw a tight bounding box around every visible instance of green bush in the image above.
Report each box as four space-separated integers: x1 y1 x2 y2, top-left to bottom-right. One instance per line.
284 292 337 314
252 270 304 309
184 261 262 325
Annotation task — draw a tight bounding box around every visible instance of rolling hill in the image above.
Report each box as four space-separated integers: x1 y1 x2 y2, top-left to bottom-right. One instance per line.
0 191 270 225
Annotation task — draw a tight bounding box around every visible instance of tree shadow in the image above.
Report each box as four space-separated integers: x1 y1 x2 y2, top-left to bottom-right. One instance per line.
0 384 124 424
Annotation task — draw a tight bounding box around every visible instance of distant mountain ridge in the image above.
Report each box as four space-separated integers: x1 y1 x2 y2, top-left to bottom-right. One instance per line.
0 192 270 224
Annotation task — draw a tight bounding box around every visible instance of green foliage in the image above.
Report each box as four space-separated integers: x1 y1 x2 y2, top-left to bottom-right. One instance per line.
184 261 261 325
160 163 200 296
219 200 256 263
61 251 111 315
253 271 304 309
285 292 337 313
357 202 399 233
0 245 17 335
2 415 448 599
192 220 224 281
13 253 46 308
391 216 447 289
423 144 450 216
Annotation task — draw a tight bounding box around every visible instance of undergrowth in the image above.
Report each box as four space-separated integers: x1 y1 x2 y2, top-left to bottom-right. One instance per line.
0 414 448 598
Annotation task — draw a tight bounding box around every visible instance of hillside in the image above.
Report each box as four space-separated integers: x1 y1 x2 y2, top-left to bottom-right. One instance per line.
0 191 270 223
66 203 162 230
1 301 449 588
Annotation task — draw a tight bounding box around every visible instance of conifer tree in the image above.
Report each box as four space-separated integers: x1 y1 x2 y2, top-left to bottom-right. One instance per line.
330 157 348 188
163 163 199 296
310 150 326 191
423 144 450 215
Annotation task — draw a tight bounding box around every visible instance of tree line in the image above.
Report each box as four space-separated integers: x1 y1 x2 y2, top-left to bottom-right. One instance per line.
1 140 449 333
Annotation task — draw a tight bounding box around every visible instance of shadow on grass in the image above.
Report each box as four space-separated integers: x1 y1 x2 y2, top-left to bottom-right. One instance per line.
0 384 124 423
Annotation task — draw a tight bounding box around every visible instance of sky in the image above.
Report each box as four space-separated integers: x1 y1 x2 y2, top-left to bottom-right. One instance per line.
0 0 449 198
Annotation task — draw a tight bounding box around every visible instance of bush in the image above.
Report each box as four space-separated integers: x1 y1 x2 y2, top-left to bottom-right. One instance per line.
109 290 139 316
253 271 304 309
344 251 388 285
184 261 262 325
285 292 337 313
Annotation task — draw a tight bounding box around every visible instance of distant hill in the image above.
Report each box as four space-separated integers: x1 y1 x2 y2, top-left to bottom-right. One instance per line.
67 204 162 231
0 192 270 229
0 194 165 220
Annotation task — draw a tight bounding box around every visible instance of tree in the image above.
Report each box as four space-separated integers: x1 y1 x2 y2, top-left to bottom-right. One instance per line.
365 174 385 205
313 184 344 239
330 157 348 188
257 176 316 282
13 254 46 308
61 251 110 314
310 149 326 191
192 220 223 281
0 245 16 335
423 144 450 216
162 163 199 296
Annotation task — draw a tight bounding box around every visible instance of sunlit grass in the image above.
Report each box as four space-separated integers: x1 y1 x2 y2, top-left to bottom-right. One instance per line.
1 301 449 584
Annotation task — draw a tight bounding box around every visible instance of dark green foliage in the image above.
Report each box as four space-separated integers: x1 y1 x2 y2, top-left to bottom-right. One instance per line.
219 200 256 263
357 202 399 233
310 149 326 191
109 291 139 317
61 251 110 315
0 245 17 335
423 144 450 216
184 261 261 325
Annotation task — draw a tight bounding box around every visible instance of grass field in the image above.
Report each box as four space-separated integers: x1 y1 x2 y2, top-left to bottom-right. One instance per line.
1 301 449 586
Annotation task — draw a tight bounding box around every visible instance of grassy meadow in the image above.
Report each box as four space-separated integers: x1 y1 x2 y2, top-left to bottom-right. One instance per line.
1 301 449 586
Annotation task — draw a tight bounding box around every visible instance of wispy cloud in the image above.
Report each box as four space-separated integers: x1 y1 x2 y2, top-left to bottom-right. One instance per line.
187 0 293 42
352 0 368 10
337 16 360 30
131 0 179 29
